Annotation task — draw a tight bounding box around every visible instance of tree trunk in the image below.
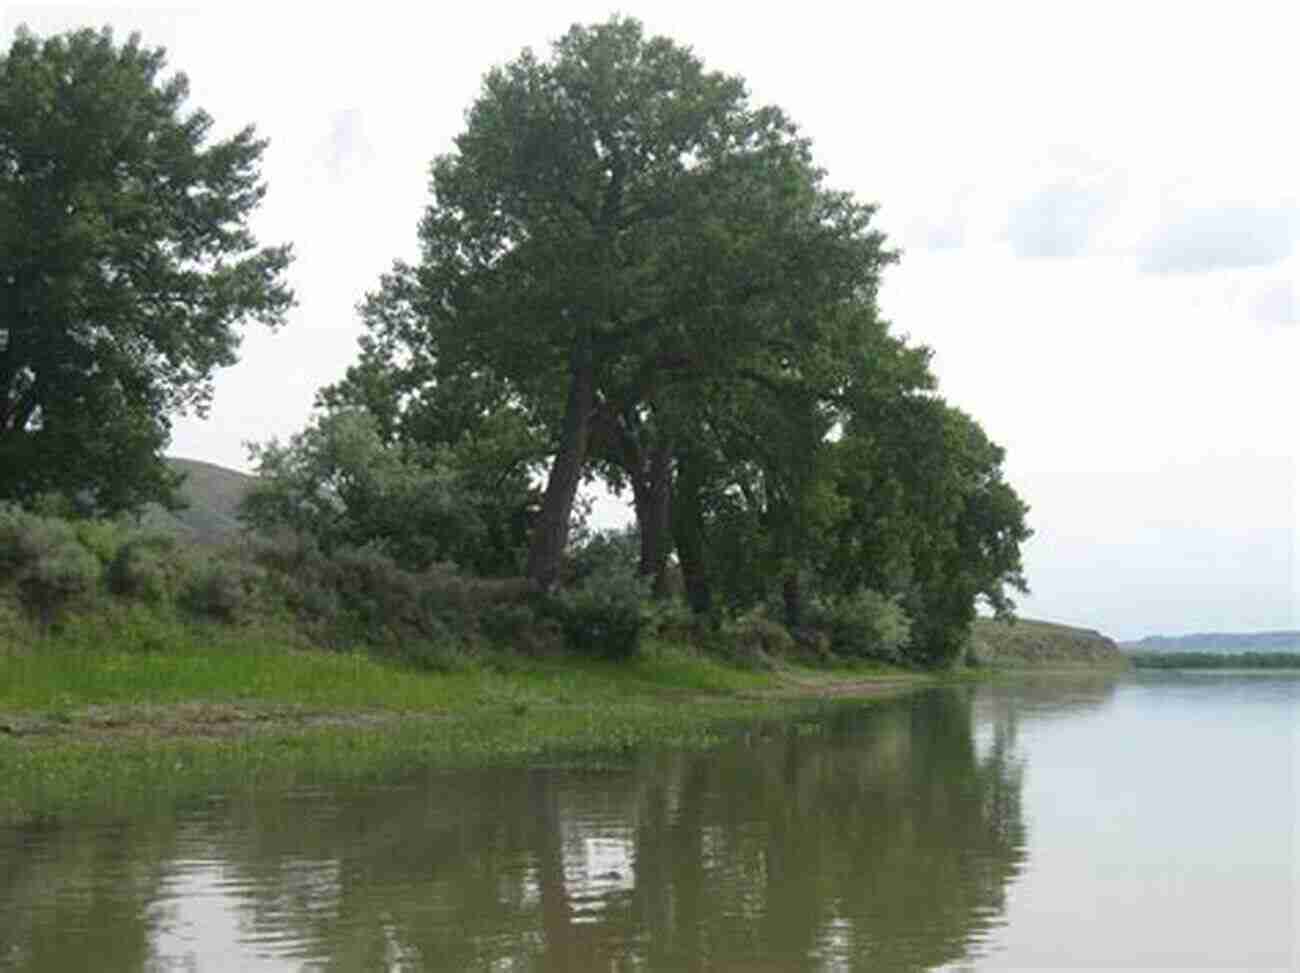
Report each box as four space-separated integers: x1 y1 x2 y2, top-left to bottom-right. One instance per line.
635 441 674 598
526 334 594 589
672 453 712 616
782 569 803 631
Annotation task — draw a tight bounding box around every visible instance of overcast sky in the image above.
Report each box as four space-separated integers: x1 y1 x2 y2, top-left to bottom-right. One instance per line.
7 1 1297 640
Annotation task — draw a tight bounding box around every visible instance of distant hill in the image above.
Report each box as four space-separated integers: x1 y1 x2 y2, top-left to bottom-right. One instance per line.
1120 631 1300 654
136 458 257 545
968 618 1129 668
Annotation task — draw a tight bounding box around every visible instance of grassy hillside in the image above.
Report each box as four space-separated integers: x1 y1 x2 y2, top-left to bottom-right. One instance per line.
1121 631 1300 654
136 457 256 544
968 617 1129 668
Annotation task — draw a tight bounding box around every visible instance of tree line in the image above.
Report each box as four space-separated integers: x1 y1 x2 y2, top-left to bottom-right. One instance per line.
1 19 1031 666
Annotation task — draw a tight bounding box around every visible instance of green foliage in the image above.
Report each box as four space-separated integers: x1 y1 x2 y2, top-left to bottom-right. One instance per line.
107 534 181 603
0 18 1034 672
179 557 258 624
72 518 129 566
817 590 912 663
549 570 647 662
478 600 564 657
360 15 896 586
813 389 1031 667
718 608 794 668
243 532 492 665
0 506 100 623
0 25 293 514
242 408 535 576
567 525 640 583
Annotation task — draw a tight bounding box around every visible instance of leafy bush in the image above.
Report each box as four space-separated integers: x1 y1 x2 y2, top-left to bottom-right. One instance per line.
550 570 646 661
73 519 129 566
107 534 182 602
388 616 472 672
242 408 538 576
641 595 697 642
819 589 912 662
326 545 437 641
181 558 258 623
567 525 640 583
0 506 101 624
59 600 187 654
719 607 792 668
480 599 564 656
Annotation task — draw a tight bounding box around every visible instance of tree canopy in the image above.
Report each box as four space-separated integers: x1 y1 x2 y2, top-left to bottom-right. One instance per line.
0 26 292 513
365 17 894 591
236 16 1032 666
96 13 1031 667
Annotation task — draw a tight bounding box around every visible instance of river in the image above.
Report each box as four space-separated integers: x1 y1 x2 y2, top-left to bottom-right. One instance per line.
1 671 1296 970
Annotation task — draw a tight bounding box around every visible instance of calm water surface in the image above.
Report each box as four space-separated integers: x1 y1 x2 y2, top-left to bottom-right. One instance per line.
1 672 1296 970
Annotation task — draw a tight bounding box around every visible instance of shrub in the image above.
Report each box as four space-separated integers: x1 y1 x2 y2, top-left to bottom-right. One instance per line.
73 519 129 566
550 570 646 661
107 534 182 602
719 607 792 668
819 590 912 662
641 595 697 643
181 558 258 623
480 600 562 656
567 525 640 583
392 618 472 673
327 546 431 640
0 507 100 625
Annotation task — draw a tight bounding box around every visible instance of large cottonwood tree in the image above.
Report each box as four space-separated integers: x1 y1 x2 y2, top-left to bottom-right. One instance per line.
0 26 292 512
398 17 891 588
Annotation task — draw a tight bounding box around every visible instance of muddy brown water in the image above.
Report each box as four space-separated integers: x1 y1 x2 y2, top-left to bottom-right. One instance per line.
2 672 1296 970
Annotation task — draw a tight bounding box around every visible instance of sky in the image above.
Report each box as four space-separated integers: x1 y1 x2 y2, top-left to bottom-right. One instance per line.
6 1 1297 640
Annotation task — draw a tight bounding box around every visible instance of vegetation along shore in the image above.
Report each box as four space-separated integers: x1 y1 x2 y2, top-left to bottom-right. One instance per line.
0 493 1124 825
0 20 1135 826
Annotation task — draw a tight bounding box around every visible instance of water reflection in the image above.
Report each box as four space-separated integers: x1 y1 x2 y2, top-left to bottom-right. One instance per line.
2 688 1039 971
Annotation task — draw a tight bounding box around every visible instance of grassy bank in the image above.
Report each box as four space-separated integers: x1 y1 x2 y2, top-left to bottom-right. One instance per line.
0 621 918 825
0 507 1119 826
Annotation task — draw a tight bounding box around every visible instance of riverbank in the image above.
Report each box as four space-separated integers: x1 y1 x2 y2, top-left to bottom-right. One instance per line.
0 522 1123 827
0 637 927 825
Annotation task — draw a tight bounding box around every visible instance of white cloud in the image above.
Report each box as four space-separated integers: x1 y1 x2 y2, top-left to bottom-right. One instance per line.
1248 278 1298 327
317 108 374 184
1137 203 1299 274
1003 181 1111 259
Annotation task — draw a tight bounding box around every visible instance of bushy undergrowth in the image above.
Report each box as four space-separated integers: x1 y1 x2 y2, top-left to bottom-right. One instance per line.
245 532 545 668
0 507 102 626
719 608 794 668
815 590 913 663
0 509 929 673
548 569 647 661
107 534 182 602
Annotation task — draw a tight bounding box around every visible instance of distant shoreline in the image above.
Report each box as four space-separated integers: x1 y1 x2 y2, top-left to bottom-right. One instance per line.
1121 630 1300 655
1127 651 1300 670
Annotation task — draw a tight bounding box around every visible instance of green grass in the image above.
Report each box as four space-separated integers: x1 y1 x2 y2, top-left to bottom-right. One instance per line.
0 694 783 824
0 623 914 825
0 628 780 715
0 653 857 825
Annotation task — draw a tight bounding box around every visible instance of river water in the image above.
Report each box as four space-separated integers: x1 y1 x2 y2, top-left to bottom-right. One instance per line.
1 671 1296 971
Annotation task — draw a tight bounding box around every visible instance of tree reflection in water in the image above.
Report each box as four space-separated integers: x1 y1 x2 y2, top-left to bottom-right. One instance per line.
0 684 1122 972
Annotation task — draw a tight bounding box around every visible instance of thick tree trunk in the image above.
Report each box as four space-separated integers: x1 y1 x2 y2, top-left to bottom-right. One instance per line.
526 335 594 589
634 441 674 598
782 569 803 631
672 453 712 616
